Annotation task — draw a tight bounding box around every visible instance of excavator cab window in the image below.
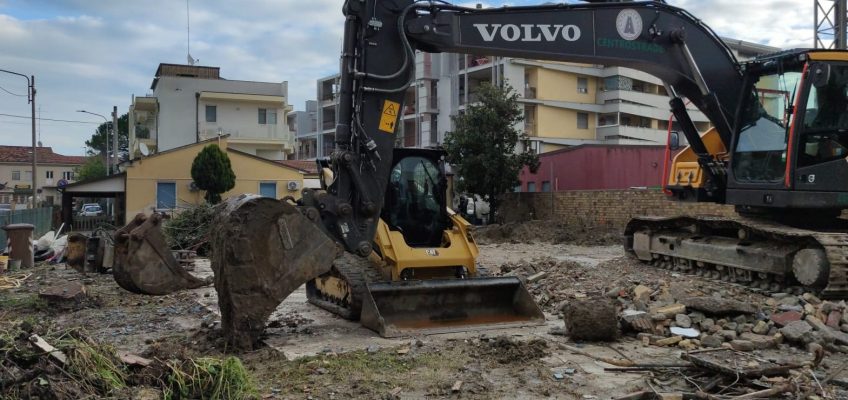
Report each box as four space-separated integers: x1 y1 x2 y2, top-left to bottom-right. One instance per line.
798 63 848 167
384 155 448 247
732 69 802 183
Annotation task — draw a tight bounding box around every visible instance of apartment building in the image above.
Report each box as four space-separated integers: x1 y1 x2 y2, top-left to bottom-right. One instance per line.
128 63 295 161
287 100 319 159
0 146 85 206
293 37 777 158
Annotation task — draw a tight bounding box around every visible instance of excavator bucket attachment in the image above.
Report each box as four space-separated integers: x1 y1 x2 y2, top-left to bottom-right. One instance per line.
113 213 211 295
359 276 545 337
211 195 341 350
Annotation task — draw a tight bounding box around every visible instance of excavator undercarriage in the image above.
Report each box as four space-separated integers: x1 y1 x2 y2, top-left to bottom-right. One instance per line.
626 216 848 299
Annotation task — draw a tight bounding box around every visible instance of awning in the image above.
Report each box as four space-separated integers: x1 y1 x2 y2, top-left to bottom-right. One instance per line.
199 91 286 106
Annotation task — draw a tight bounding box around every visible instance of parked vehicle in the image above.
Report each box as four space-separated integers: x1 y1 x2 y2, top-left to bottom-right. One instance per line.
78 204 103 217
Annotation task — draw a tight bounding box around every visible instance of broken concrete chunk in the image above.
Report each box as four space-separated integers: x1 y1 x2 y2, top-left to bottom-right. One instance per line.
804 303 817 315
780 320 813 342
655 336 683 346
739 333 777 349
752 320 769 335
675 314 692 328
701 335 723 348
621 310 652 332
527 271 548 283
729 340 754 352
669 326 699 338
719 330 737 341
802 292 822 305
682 297 756 315
451 380 463 392
806 315 848 346
826 311 842 328
633 285 652 301
652 303 686 318
39 281 87 304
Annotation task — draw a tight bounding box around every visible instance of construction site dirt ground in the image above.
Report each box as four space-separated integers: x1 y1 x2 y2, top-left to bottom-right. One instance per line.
3 230 848 399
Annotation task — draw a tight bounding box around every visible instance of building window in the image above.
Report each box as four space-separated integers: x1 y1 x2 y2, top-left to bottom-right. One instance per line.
268 110 277 125
45 170 53 179
62 171 74 180
577 112 589 129
156 182 177 210
577 77 588 94
527 182 536 192
258 108 277 125
205 105 217 123
598 113 619 127
259 182 277 198
541 181 551 192
12 170 20 181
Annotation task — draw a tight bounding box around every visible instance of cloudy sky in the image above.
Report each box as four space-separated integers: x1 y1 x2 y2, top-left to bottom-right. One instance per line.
0 0 816 155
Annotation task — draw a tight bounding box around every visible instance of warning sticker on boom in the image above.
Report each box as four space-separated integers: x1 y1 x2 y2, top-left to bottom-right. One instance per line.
379 100 399 133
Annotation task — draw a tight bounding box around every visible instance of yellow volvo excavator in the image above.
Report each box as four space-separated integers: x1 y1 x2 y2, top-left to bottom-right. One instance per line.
115 0 848 348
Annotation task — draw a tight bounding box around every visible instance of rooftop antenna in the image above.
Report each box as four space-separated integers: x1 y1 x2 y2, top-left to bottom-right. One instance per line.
186 0 198 65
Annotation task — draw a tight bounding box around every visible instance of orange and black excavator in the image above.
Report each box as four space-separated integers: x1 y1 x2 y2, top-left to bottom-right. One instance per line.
117 0 848 347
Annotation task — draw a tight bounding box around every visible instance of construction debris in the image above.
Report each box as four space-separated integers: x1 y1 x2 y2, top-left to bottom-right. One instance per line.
563 298 618 341
38 281 87 306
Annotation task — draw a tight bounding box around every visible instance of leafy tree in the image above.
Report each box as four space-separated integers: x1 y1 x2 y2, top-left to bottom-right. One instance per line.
190 144 236 204
85 113 129 163
444 82 539 220
75 156 107 182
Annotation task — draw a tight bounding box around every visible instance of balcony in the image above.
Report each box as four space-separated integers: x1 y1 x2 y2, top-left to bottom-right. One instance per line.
595 125 667 143
524 121 537 136
524 87 537 99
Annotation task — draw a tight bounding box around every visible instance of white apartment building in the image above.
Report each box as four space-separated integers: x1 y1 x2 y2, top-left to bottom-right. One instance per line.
129 64 295 161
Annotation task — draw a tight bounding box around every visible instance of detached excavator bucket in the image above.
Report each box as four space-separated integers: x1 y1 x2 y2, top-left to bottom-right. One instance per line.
211 195 341 350
113 213 211 295
359 276 545 337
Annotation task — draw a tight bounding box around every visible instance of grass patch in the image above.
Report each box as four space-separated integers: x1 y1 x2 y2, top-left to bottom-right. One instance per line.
165 356 257 400
0 294 48 311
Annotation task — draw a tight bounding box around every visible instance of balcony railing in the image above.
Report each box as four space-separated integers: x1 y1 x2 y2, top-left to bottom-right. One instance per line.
322 121 335 130
524 121 536 136
524 87 537 99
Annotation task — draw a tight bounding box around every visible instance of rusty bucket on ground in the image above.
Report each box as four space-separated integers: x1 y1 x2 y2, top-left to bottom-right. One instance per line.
359 276 545 338
113 213 211 295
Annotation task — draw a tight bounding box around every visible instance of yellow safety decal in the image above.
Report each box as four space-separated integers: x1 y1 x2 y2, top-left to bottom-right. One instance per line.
378 100 399 133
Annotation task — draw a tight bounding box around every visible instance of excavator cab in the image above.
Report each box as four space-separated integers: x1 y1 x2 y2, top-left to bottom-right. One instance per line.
308 148 544 337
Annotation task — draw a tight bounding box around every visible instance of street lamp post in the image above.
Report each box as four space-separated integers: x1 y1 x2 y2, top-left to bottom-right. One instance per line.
0 69 36 208
77 110 110 174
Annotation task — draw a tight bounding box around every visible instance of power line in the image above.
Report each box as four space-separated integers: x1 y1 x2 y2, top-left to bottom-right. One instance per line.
0 84 27 97
0 112 100 124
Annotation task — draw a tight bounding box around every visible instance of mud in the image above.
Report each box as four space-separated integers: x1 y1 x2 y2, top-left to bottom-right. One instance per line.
478 336 548 364
563 298 618 341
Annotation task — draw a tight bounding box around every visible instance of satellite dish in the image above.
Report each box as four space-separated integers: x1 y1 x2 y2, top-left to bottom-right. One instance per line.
139 142 150 156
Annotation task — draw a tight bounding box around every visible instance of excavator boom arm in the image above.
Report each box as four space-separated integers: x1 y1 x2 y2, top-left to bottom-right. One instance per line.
317 0 745 256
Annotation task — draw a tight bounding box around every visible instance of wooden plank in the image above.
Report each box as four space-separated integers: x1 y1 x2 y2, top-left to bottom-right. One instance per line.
29 334 67 364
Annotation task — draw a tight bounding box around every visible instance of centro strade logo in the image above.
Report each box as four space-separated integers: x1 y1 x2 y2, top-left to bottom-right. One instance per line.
473 24 581 42
616 9 642 41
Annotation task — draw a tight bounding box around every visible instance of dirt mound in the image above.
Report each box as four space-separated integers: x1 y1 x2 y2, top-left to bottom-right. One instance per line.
563 298 618 341
474 221 619 246
477 336 548 364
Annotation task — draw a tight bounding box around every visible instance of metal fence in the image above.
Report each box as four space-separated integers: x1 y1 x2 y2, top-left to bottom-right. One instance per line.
0 207 53 245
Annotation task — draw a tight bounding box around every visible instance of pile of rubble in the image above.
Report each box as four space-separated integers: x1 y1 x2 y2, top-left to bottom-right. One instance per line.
616 285 848 353
498 257 586 313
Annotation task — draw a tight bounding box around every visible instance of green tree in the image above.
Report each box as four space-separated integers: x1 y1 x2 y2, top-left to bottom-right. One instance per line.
444 82 539 220
190 144 236 204
85 113 129 163
75 156 107 182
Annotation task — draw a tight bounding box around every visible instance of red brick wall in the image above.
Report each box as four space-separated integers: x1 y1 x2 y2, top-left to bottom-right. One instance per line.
500 189 736 229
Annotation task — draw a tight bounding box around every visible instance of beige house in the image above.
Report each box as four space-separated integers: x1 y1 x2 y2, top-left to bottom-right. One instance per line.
0 146 85 207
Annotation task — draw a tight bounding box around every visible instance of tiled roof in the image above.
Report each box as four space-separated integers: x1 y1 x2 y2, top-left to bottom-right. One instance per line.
277 160 319 174
0 146 87 165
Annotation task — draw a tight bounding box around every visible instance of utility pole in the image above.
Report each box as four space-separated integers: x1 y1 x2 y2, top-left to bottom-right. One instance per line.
30 76 36 207
0 69 36 207
112 106 118 173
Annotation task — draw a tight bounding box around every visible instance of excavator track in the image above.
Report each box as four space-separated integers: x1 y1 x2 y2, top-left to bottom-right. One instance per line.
625 215 848 299
306 252 384 320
